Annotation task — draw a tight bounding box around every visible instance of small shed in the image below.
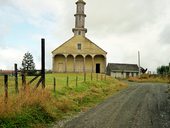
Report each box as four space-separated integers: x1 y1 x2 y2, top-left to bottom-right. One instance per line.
106 63 139 78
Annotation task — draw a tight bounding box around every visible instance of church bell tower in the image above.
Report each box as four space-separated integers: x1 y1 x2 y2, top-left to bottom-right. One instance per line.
72 0 87 36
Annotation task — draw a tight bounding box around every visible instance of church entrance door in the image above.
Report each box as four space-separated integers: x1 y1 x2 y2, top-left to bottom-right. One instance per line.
96 64 100 73
76 61 83 72
58 63 64 72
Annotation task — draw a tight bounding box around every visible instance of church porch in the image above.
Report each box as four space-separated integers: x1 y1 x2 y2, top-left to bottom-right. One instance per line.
53 54 106 73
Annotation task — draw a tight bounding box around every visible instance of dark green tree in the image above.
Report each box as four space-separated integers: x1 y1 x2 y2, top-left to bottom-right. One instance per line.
21 52 36 76
157 65 169 75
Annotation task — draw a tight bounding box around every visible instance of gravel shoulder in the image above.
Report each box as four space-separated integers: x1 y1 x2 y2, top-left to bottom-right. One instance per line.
54 83 170 128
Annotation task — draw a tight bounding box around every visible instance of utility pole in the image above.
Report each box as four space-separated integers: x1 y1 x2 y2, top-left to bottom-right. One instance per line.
138 51 141 77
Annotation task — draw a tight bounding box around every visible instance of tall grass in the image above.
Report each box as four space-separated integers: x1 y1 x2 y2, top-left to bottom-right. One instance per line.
0 87 55 128
0 73 127 127
128 74 170 83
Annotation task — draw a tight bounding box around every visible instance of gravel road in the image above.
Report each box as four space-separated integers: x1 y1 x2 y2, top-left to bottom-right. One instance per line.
55 83 170 128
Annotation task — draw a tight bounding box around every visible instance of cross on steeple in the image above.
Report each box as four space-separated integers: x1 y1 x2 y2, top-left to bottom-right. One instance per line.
72 0 87 36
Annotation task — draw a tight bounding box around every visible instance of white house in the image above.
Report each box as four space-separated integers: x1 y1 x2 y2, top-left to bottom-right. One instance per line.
106 63 139 79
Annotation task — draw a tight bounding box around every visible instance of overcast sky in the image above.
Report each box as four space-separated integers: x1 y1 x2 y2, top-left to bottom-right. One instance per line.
0 0 170 72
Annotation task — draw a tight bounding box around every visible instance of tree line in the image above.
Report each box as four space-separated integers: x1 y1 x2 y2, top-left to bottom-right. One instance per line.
157 63 170 75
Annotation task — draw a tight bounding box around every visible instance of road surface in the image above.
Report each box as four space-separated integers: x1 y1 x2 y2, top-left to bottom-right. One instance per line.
55 83 170 128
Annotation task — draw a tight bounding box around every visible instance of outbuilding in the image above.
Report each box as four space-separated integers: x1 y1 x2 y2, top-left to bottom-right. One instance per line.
106 63 139 78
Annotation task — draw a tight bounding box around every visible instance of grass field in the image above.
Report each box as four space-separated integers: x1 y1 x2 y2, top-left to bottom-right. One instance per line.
0 73 127 128
0 73 107 94
128 74 170 83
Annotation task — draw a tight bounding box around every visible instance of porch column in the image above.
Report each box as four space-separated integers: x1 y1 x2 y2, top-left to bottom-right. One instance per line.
65 56 67 73
52 55 55 72
104 56 107 74
92 56 95 73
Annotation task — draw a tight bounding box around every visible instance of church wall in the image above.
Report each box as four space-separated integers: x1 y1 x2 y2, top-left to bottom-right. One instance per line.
67 55 74 72
52 36 106 55
53 55 65 72
75 55 84 72
94 55 106 73
85 55 92 72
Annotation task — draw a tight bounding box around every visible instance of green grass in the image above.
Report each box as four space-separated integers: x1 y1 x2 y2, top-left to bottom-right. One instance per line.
0 73 107 94
0 73 127 128
0 104 54 128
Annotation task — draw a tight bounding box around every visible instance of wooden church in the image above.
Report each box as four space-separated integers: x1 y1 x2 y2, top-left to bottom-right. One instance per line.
52 0 107 73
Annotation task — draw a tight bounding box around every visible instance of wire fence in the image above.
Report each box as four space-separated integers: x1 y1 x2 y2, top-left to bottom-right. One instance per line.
0 73 108 101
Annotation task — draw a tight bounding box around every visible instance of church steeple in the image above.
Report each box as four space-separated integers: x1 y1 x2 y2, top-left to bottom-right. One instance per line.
72 0 87 36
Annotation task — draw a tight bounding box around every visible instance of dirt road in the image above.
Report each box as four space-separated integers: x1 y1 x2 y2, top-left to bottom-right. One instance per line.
56 83 170 128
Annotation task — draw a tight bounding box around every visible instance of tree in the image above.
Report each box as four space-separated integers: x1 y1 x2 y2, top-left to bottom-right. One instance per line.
157 65 169 75
21 52 36 76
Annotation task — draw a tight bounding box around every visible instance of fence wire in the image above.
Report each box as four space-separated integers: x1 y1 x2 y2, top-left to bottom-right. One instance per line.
0 73 107 96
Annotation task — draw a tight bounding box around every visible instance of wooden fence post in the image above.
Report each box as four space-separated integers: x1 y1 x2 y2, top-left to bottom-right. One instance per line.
96 73 98 81
91 72 93 81
76 76 78 87
66 76 69 87
22 73 26 90
84 72 86 82
41 38 45 89
101 74 103 81
54 77 56 93
4 75 8 104
14 64 19 93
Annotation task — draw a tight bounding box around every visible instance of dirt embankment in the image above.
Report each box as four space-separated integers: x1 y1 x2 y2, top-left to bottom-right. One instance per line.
55 83 170 128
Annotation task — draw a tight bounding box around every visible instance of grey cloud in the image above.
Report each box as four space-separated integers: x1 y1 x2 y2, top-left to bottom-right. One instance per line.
0 0 170 71
0 25 10 46
86 0 169 35
0 0 10 6
159 25 170 44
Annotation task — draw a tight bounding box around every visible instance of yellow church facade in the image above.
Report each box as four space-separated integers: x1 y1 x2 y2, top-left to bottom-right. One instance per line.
52 0 107 73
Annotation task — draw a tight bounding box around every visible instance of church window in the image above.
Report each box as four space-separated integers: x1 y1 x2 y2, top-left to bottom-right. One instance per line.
77 43 81 50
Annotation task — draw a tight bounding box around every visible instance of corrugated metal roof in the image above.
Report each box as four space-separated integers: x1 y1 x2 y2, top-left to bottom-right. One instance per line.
108 63 139 72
